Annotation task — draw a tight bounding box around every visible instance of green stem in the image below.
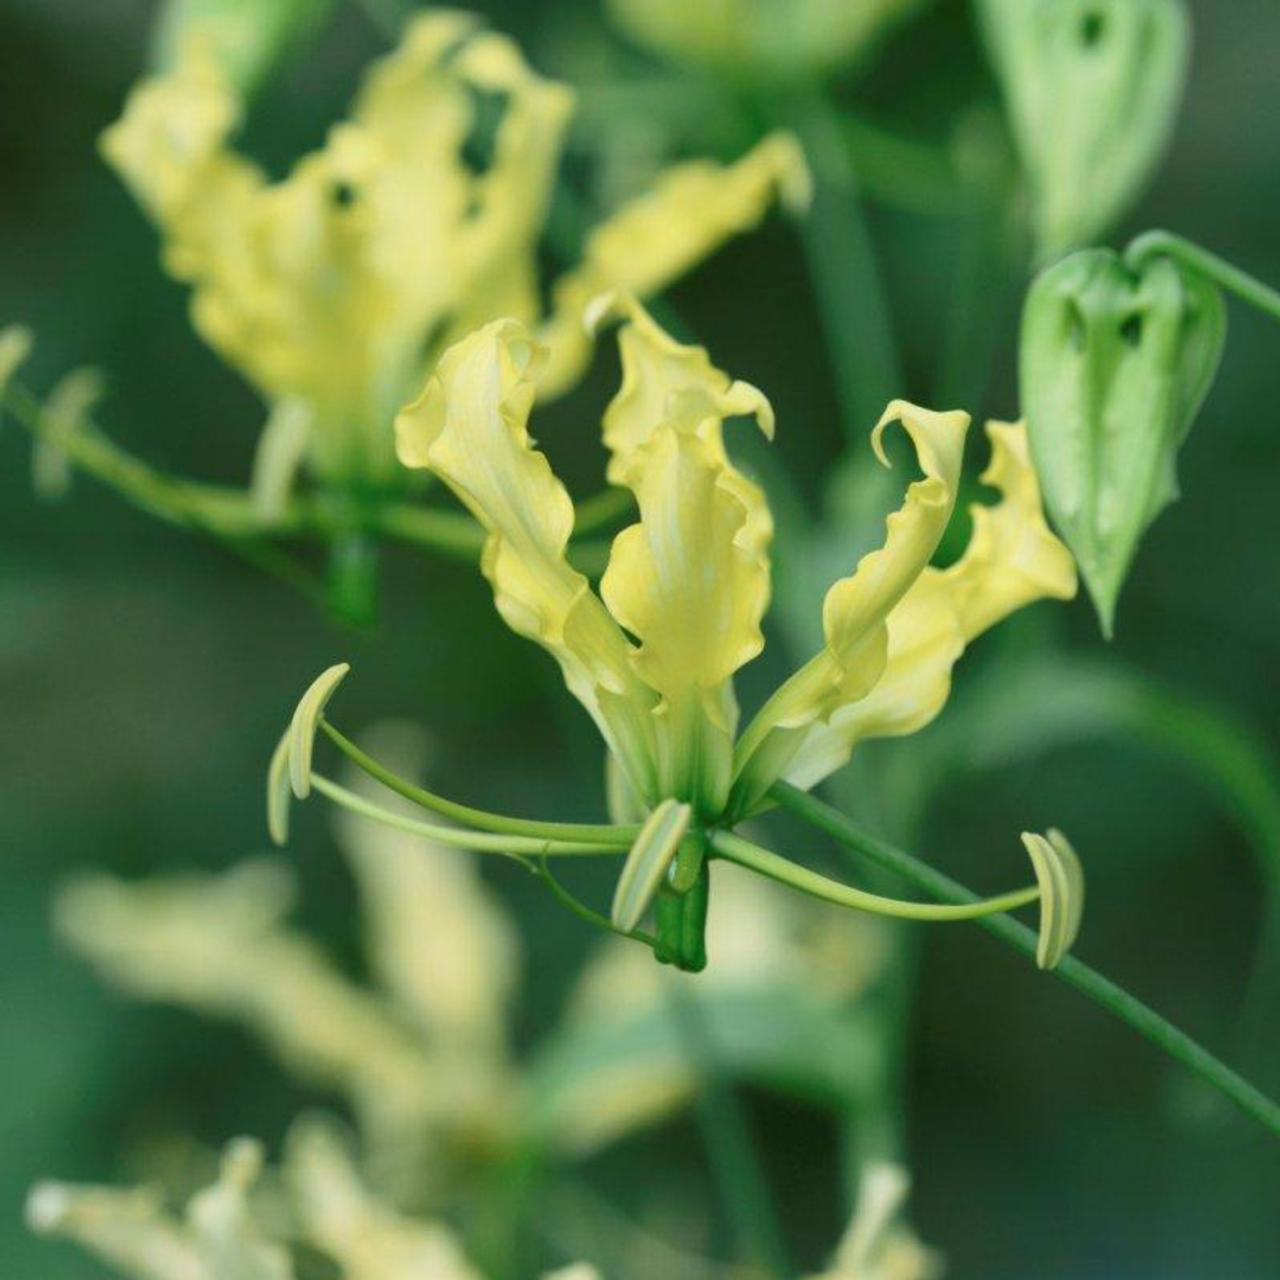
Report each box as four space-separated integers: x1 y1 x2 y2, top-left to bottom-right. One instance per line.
535 858 658 948
308 774 627 856
369 501 486 557
770 781 1280 1139
710 830 1040 921
1126 230 1280 324
4 379 488 562
573 485 634 535
765 86 903 440
318 719 638 844
664 979 791 1278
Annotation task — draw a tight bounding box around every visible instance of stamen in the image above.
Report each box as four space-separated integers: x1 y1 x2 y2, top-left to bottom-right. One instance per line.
709 830 1040 922
308 773 630 858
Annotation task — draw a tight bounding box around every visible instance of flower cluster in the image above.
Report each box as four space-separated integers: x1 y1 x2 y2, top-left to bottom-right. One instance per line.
102 12 807 506
278 296 1082 972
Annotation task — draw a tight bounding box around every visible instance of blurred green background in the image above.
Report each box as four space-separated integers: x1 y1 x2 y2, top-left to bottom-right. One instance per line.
2 0 1279 1275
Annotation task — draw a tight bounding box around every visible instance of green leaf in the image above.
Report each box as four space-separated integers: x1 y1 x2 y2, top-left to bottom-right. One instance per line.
1020 248 1225 635
153 0 338 95
977 0 1189 258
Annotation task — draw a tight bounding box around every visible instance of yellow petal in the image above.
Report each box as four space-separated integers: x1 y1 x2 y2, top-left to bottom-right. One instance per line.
732 401 967 812
395 320 659 797
938 419 1078 637
29 1137 290 1280
0 325 33 397
285 1120 485 1280
596 291 774 486
101 15 571 485
538 132 810 397
441 31 575 339
782 420 1077 793
597 301 773 810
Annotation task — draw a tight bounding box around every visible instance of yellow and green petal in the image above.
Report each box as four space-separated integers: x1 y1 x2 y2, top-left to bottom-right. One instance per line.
731 400 967 813
782 420 1077 793
395 320 658 797
538 132 810 397
597 301 773 811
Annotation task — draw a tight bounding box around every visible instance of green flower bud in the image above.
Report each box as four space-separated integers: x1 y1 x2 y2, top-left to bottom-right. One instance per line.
1019 248 1225 635
153 0 336 94
977 0 1189 260
606 0 929 83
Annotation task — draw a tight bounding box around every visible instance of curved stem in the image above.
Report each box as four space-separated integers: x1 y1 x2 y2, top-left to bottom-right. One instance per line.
710 830 1039 921
764 85 903 442
4 379 488 563
770 780 1280 1140
318 719 638 845
1126 230 1280 324
573 485 634 535
665 979 791 1278
308 774 628 857
535 857 658 948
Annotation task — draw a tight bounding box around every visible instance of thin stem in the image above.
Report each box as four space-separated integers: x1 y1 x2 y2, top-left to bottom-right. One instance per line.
573 485 634 535
765 86 903 442
664 979 791 1278
710 830 1040 922
535 857 658 949
4 380 489 563
770 781 1280 1139
1126 230 1280 324
318 719 639 844
366 501 486 558
308 774 628 857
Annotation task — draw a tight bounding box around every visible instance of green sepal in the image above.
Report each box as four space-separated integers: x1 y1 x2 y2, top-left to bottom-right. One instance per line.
977 0 1189 259
1020 247 1225 635
654 862 709 973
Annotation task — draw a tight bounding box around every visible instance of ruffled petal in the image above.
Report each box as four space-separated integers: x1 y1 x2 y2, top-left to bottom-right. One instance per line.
783 420 1077 792
29 1139 291 1280
731 401 967 813
285 1121 484 1280
595 302 772 811
396 320 658 796
538 132 810 397
101 15 571 484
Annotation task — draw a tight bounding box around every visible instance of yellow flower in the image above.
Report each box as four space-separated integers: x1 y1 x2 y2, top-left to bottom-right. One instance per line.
100 12 807 503
395 296 1077 825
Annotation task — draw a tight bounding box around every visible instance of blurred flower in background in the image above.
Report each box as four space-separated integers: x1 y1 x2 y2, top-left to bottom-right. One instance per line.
101 10 807 510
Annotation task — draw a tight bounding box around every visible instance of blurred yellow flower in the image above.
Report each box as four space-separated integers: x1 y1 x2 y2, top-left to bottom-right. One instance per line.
101 11 807 505
28 1125 576 1280
396 297 1077 825
806 1162 942 1280
56 723 892 1196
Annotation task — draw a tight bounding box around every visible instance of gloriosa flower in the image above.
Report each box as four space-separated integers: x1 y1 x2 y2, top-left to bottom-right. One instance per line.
28 1128 936 1280
394 297 1077 825
279 298 1081 972
101 11 807 505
